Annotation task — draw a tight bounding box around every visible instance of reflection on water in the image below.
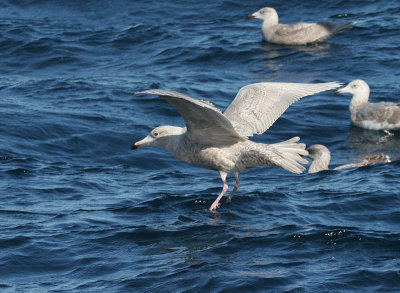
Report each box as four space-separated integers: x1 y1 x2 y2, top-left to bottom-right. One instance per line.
257 42 333 80
260 42 332 58
260 42 331 52
346 126 400 158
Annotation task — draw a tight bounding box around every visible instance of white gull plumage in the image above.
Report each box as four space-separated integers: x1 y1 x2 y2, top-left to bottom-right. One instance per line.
336 79 400 131
246 7 355 45
306 144 391 173
132 82 341 211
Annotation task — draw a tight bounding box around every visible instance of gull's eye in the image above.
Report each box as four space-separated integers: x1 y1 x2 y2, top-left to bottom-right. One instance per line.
351 84 357 88
153 132 159 137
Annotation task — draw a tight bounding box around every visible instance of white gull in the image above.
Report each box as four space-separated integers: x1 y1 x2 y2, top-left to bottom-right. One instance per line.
336 80 400 131
306 144 391 173
246 7 355 45
132 82 341 211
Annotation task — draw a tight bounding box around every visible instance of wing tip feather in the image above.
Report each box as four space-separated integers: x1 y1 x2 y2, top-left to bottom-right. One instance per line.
135 89 159 95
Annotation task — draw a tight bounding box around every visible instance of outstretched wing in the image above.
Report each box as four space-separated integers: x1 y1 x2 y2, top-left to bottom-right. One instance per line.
224 82 341 137
136 89 245 145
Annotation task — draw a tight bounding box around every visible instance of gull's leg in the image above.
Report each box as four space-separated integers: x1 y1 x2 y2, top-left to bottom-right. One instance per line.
378 130 394 144
209 171 228 212
226 172 240 204
384 130 394 136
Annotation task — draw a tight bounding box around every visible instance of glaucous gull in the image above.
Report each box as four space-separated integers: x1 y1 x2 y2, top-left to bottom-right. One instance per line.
132 82 341 211
336 80 400 131
246 7 355 45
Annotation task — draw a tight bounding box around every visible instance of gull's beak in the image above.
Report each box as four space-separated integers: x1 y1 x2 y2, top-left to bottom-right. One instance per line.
335 84 350 94
130 143 139 150
246 13 256 19
130 136 152 150
298 151 310 163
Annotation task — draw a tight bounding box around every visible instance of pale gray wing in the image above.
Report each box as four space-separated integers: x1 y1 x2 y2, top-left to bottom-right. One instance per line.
356 103 400 125
136 89 245 145
224 82 342 137
274 22 328 43
275 21 354 43
275 22 318 37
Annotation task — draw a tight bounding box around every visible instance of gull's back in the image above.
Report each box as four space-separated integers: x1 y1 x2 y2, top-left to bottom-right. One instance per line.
268 21 354 45
353 102 400 130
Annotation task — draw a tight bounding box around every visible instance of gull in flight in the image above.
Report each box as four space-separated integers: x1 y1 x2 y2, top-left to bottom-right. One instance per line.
306 144 391 173
132 82 341 211
246 7 355 45
336 80 400 131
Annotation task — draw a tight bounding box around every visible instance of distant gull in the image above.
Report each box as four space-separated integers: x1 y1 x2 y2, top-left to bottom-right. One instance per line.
132 82 341 211
246 7 355 45
336 80 400 131
306 144 391 173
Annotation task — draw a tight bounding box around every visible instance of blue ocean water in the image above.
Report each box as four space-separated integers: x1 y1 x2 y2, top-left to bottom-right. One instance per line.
1 0 399 292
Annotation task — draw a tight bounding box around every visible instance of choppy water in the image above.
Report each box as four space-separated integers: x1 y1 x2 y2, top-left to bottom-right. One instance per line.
1 0 399 292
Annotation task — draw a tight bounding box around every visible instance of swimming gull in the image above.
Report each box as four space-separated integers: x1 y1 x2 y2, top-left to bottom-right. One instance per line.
306 144 391 173
246 7 355 45
336 80 400 131
132 82 341 211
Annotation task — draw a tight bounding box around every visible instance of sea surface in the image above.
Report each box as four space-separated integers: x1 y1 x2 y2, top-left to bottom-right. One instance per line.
0 0 399 292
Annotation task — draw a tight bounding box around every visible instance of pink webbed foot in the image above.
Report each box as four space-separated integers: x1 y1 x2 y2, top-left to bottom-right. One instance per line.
209 201 220 212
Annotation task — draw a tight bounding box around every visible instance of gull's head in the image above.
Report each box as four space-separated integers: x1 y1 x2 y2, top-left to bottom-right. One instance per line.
306 144 331 173
131 126 184 150
306 144 331 160
246 7 278 22
335 80 370 100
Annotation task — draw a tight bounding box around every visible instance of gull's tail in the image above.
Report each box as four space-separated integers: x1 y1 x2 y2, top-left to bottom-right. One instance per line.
269 137 309 174
332 21 356 35
321 21 356 36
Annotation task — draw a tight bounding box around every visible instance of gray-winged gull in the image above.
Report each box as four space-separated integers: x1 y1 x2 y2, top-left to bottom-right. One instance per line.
132 82 341 211
246 7 355 45
336 80 400 131
306 144 391 173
